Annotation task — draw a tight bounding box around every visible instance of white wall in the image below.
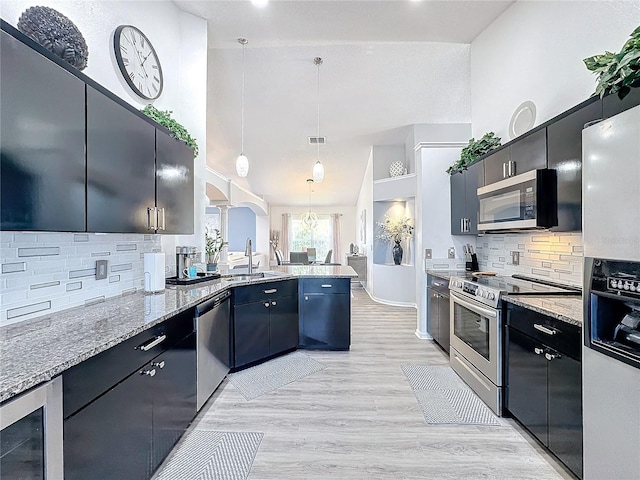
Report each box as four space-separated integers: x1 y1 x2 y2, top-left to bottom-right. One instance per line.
470 0 640 140
269 206 357 264
0 1 207 325
356 151 374 289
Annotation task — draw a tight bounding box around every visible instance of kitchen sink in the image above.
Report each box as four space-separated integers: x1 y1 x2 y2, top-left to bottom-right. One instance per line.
222 271 283 282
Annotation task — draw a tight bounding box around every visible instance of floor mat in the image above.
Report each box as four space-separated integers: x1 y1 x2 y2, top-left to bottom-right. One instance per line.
402 365 501 426
154 430 263 480
228 351 326 401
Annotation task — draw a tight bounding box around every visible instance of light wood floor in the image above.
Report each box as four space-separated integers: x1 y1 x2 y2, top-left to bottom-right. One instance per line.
187 286 576 479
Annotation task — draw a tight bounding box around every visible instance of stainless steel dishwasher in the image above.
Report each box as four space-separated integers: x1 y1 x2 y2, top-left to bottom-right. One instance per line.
195 290 231 411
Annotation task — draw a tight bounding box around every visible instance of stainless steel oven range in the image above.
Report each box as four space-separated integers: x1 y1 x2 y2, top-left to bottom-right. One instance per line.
448 274 580 415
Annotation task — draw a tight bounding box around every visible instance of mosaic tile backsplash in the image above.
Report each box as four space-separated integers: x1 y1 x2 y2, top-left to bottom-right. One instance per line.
476 232 583 287
0 232 162 326
426 232 583 288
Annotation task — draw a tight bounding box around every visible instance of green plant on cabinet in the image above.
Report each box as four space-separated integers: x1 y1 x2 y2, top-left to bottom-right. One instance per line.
446 132 501 174
583 25 640 100
141 105 199 156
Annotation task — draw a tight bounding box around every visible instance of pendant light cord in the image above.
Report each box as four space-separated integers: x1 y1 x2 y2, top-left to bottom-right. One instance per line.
316 57 321 162
241 40 246 154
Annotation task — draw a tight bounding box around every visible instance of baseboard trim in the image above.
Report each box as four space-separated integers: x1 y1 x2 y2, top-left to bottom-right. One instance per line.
415 330 433 340
368 293 416 308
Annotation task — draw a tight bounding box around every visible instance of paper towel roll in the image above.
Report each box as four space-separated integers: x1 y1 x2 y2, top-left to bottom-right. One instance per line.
143 253 165 293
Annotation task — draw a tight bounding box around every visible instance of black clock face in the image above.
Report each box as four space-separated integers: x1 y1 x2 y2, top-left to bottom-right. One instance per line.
114 25 163 100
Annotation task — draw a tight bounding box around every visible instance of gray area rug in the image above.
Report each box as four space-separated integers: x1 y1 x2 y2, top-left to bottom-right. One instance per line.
155 431 263 480
402 365 501 426
228 351 326 401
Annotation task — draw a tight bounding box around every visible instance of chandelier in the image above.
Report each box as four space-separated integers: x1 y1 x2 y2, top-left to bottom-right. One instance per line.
301 178 318 229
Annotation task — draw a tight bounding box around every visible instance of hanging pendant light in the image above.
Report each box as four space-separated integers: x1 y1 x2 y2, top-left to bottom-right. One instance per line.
301 178 318 230
236 38 249 177
312 57 325 183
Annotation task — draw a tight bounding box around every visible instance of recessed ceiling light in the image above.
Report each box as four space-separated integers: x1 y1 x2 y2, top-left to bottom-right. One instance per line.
251 0 269 7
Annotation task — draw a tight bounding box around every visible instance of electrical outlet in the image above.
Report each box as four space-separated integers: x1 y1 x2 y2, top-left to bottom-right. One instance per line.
96 260 108 280
448 247 456 259
425 249 432 259
511 251 520 265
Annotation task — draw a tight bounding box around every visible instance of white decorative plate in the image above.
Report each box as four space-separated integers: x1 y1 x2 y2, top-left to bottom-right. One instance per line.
389 161 405 177
508 101 537 139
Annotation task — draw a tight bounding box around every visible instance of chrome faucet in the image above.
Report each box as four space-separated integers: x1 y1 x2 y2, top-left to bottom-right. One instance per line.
245 237 253 274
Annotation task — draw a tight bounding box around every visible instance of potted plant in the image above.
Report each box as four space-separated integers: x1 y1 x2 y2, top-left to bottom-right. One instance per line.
583 25 640 100
446 132 501 174
376 215 414 265
205 227 227 272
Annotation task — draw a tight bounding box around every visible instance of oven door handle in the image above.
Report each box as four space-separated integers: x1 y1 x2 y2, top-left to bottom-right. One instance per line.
450 292 498 319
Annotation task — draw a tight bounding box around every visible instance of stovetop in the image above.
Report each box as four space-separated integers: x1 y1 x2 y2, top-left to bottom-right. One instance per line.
449 273 581 308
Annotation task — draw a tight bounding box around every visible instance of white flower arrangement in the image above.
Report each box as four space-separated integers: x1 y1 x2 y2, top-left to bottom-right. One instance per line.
376 215 414 243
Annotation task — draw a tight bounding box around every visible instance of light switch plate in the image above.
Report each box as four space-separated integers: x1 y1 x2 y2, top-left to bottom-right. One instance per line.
511 251 520 265
96 260 108 280
425 249 432 259
448 247 456 259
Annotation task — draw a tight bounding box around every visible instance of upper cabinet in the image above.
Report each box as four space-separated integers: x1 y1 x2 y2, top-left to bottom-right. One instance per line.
484 129 547 185
86 86 156 233
547 97 602 232
0 22 194 235
0 29 86 232
156 133 195 234
450 161 482 235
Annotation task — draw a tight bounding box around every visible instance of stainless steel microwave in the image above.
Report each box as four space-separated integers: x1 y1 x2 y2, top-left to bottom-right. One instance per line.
477 169 557 232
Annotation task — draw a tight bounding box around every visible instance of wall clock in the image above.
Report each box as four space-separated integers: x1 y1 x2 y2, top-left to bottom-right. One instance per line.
113 25 163 100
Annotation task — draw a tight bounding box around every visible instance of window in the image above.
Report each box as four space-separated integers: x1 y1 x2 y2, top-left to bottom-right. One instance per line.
290 215 332 261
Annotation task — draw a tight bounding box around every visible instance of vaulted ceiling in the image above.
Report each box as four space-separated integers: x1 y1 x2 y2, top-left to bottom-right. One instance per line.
175 0 514 207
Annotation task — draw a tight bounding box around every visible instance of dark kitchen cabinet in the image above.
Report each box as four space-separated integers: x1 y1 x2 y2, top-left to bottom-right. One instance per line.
450 160 482 235
484 129 547 185
156 131 195 234
0 29 86 232
86 85 156 233
64 310 196 480
233 280 299 368
427 275 450 354
299 278 351 350
602 87 640 119
505 303 582 479
548 97 602 232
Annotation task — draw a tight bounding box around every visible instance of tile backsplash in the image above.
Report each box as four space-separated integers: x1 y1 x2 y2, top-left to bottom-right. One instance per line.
475 232 583 287
0 232 162 326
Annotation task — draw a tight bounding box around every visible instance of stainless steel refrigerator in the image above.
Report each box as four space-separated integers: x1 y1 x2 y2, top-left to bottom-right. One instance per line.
582 104 640 480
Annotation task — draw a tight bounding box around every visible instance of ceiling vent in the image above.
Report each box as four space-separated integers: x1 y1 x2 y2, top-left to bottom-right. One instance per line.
308 136 326 145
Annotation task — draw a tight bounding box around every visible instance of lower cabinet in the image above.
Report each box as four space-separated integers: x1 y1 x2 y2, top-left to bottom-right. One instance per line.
505 304 582 479
232 280 299 369
63 314 196 480
427 275 450 354
298 278 351 350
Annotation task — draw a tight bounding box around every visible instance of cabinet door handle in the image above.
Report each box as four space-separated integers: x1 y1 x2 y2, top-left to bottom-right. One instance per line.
271 301 277 306
534 324 557 336
508 160 516 177
503 162 508 179
304 296 309 301
534 347 544 355
151 361 165 369
136 334 167 351
147 207 157 230
264 288 277 294
545 352 561 361
460 218 465 232
264 302 270 308
159 208 166 230
140 368 156 377
321 284 332 288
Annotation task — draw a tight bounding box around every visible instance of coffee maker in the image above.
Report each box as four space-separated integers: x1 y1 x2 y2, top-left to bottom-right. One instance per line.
176 246 197 279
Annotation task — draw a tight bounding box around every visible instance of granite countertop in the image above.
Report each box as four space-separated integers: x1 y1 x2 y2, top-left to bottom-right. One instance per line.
503 295 583 327
0 265 357 403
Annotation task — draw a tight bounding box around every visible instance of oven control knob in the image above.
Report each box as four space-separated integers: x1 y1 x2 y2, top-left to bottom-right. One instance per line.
631 284 637 292
479 290 487 298
624 283 631 290
487 292 496 300
610 279 618 288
